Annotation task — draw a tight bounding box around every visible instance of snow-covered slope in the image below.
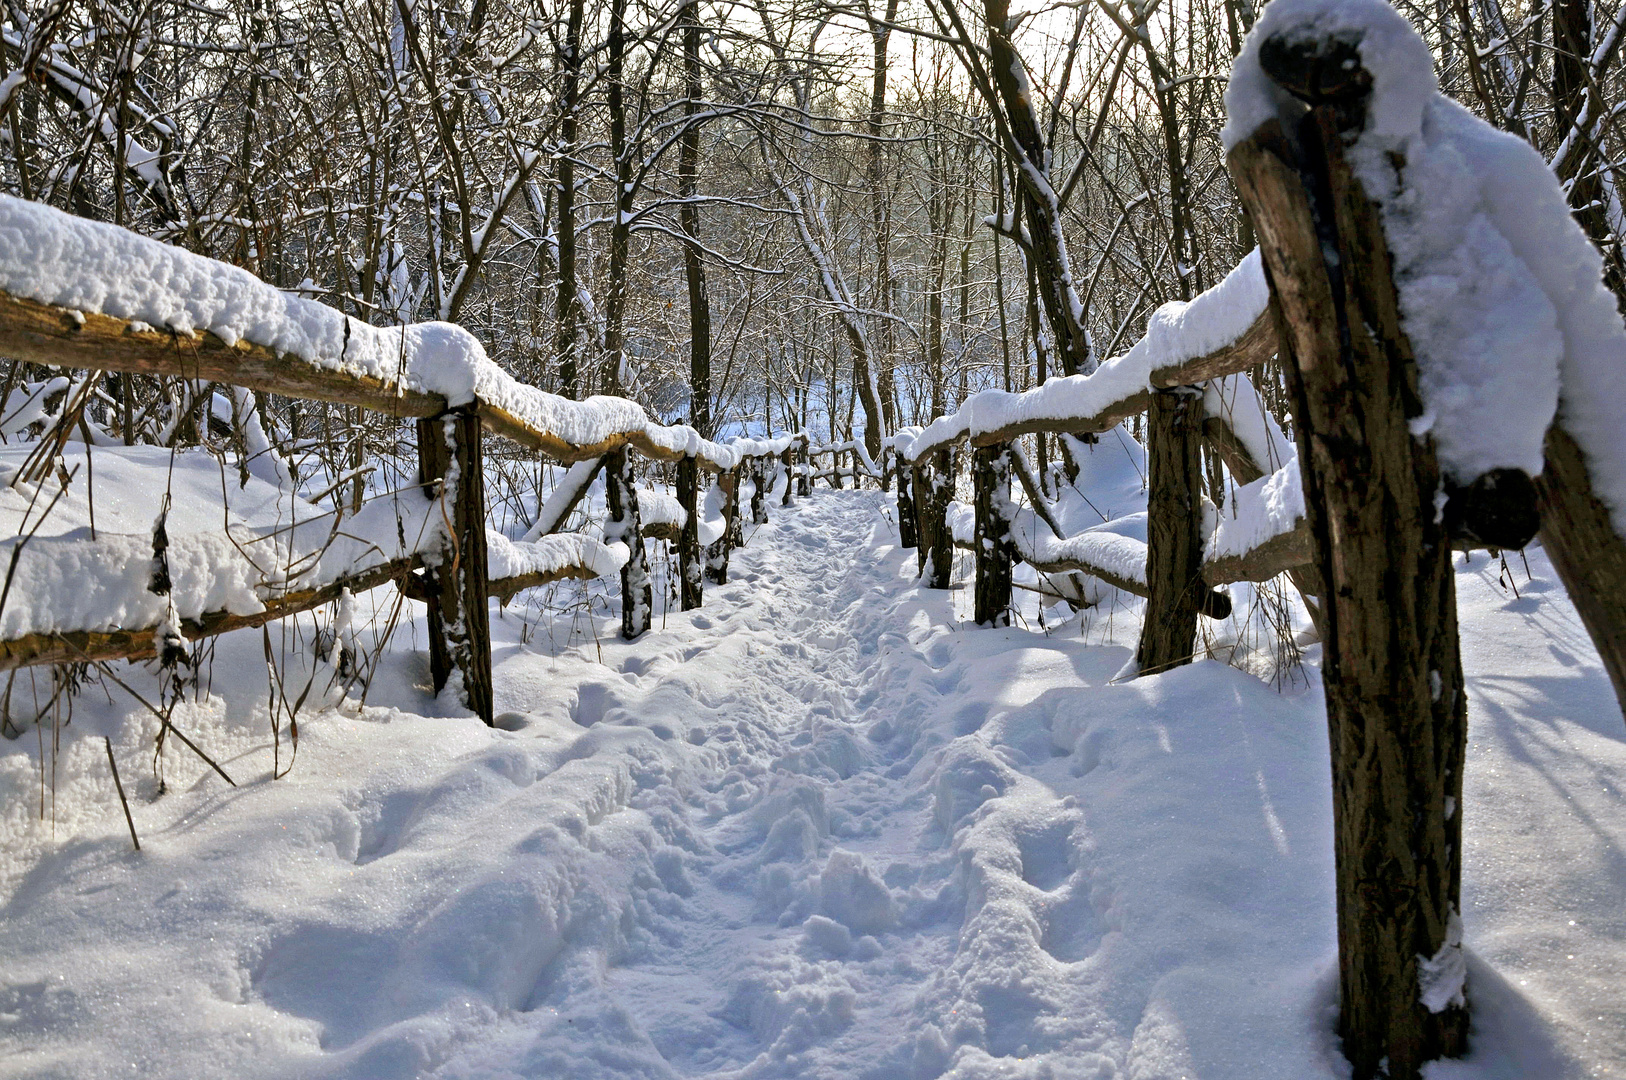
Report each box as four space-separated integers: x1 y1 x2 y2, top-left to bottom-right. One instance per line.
0 491 1620 1078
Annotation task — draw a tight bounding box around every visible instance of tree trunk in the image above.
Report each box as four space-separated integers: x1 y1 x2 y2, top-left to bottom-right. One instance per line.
602 0 632 394
1229 55 1469 1075
680 0 712 436
554 0 584 397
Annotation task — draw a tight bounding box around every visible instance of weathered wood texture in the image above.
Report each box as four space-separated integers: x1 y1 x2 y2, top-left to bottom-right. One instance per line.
750 458 769 524
797 440 811 496
781 447 795 507
416 407 494 726
1232 87 1469 1078
1134 389 1208 675
678 455 703 609
895 449 918 548
606 448 651 640
972 443 1017 626
918 451 955 589
705 468 737 585
0 289 740 471
1149 304 1278 388
1537 425 1626 719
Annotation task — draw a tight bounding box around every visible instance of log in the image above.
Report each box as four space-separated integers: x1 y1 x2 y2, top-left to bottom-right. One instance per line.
781 446 794 507
1202 521 1314 586
0 288 743 473
1149 302 1279 388
605 447 651 640
416 407 494 725
1231 50 1469 1075
797 439 811 496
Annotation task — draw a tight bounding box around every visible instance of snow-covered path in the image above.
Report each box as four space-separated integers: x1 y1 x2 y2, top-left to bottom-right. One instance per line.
1 489 1623 1079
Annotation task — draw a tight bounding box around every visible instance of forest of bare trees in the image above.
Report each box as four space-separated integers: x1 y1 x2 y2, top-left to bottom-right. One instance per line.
3 0 1622 479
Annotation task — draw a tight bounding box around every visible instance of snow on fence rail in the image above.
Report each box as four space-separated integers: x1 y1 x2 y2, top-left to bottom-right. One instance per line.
0 194 811 723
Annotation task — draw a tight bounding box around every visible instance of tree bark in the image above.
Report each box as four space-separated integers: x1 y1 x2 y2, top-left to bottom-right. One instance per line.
416 407 493 725
1536 425 1626 720
605 447 651 640
1133 389 1206 675
678 455 703 609
680 0 712 436
896 448 918 548
705 468 737 584
1230 68 1469 1076
973 442 1016 625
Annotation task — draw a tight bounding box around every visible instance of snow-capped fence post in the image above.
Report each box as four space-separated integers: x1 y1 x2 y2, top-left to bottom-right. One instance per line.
972 442 1016 626
1133 388 1208 675
1228 32 1470 1076
677 454 703 609
751 457 769 524
896 449 918 548
705 468 737 584
605 447 651 640
797 438 811 496
415 407 494 726
781 445 795 507
916 450 954 589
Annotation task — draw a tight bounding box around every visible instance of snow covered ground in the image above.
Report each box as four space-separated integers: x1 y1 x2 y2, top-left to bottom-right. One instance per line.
0 488 1621 1078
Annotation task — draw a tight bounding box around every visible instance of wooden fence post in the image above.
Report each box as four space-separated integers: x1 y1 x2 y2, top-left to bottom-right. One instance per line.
705 468 738 584
605 447 651 640
896 449 918 548
751 456 769 524
677 455 703 609
1230 36 1469 1076
1134 388 1207 674
781 445 795 507
415 406 493 725
916 449 954 589
973 442 1016 625
797 439 811 496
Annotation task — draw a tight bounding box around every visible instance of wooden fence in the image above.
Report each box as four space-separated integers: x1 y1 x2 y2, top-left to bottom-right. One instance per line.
0 275 805 727
877 30 1626 1080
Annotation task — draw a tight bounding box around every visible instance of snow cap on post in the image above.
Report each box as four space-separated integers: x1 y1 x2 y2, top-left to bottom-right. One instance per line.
1225 0 1569 542
1221 0 1434 151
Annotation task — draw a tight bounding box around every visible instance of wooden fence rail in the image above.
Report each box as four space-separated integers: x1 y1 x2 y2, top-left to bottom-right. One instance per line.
0 200 808 725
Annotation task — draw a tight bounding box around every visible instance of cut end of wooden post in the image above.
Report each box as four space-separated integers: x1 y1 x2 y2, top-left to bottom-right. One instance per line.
1258 31 1372 131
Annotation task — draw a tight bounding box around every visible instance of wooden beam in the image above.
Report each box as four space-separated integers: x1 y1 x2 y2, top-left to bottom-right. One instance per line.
0 289 741 473
0 290 446 417
1150 303 1279 388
